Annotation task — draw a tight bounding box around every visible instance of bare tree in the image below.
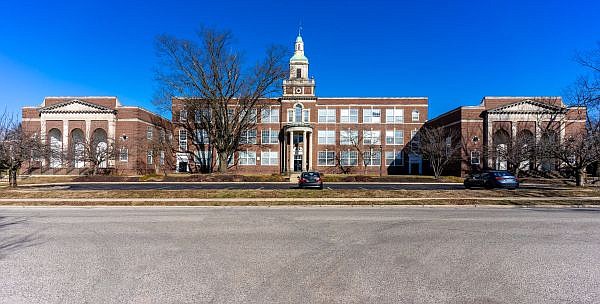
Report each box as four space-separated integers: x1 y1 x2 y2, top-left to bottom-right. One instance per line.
0 111 46 187
418 126 461 179
153 28 286 173
73 135 117 175
336 127 381 175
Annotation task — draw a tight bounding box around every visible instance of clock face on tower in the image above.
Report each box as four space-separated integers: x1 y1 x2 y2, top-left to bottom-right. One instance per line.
295 87 302 94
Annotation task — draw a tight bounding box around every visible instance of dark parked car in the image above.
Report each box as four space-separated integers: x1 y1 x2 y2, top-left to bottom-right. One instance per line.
464 170 519 189
298 171 323 189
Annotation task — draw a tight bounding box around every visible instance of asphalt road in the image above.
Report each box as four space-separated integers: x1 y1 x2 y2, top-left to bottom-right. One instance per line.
22 182 558 191
1 206 599 303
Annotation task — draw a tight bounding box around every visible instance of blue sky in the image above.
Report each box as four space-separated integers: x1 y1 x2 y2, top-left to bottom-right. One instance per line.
1 0 598 119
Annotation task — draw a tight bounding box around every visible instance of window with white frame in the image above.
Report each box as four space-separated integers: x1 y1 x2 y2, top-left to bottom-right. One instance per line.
363 130 381 145
386 109 404 123
195 109 211 122
363 151 382 166
179 129 187 151
363 108 381 123
303 109 309 122
227 108 235 121
411 130 420 151
240 129 257 144
261 108 279 123
261 129 279 144
318 130 335 145
146 127 153 140
195 150 212 166
289 104 310 123
385 130 404 145
159 151 165 165
318 109 336 123
340 108 358 123
179 110 187 122
412 110 420 122
385 150 403 166
261 150 278 165
340 150 358 166
318 150 335 166
195 129 209 144
147 150 153 165
340 129 359 145
119 148 128 162
239 150 256 165
445 136 452 156
471 151 480 165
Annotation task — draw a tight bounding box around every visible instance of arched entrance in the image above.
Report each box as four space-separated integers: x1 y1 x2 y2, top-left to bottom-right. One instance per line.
493 129 510 170
48 128 62 168
71 129 85 168
516 129 534 171
92 128 108 168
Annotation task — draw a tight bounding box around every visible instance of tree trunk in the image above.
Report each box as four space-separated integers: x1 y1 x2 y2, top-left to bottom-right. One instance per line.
9 169 17 188
575 169 585 187
217 151 229 173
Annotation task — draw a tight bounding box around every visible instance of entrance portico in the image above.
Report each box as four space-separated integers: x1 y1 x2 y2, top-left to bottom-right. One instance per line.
282 125 313 173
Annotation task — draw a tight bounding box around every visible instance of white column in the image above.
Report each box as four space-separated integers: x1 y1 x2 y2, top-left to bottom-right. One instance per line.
308 131 313 170
108 116 117 167
282 132 286 172
511 121 517 139
302 131 307 171
289 131 294 172
486 117 494 169
62 120 69 154
40 118 47 167
85 119 91 142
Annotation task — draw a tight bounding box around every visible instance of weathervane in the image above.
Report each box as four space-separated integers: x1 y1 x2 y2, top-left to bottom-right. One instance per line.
298 22 303 36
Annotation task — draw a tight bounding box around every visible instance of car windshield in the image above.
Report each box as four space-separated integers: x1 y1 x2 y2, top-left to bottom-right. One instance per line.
302 172 320 178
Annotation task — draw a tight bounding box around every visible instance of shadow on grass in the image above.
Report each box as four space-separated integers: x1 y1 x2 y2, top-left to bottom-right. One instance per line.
0 216 42 259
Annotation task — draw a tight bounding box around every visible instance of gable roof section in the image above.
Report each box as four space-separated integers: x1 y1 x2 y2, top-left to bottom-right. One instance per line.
486 99 566 114
38 99 117 114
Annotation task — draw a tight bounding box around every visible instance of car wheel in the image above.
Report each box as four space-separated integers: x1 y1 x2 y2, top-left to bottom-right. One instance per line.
319 185 323 190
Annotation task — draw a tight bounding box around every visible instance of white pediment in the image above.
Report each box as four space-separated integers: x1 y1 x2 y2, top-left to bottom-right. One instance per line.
40 100 114 113
488 100 563 114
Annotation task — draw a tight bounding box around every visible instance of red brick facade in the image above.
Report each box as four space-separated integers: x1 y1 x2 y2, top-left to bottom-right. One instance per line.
21 97 171 175
426 96 587 176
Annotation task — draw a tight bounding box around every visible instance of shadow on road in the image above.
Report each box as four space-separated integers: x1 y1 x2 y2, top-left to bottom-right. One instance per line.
523 208 600 213
0 216 41 259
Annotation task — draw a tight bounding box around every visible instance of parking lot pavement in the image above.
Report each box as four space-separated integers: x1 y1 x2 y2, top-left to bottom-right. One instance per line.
1 206 599 303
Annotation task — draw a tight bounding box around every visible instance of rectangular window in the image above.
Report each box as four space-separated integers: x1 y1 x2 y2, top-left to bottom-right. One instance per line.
412 110 420 122
119 148 128 162
160 151 165 165
363 151 382 166
340 108 358 123
239 150 257 165
363 130 381 145
147 150 153 165
340 130 359 145
195 150 212 167
240 129 257 144
318 109 336 123
363 108 381 123
287 110 294 122
303 109 310 122
195 109 211 123
411 130 420 151
385 151 403 166
261 151 278 166
261 129 279 144
146 127 153 140
318 150 336 166
318 130 335 145
471 151 480 165
386 109 404 123
261 108 279 123
179 110 187 122
340 151 358 166
385 130 404 145
195 129 209 144
178 129 187 151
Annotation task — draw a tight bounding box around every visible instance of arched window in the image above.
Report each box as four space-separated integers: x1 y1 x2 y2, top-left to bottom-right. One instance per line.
296 68 302 78
71 129 85 168
92 129 108 168
48 128 62 168
294 104 303 122
493 129 510 170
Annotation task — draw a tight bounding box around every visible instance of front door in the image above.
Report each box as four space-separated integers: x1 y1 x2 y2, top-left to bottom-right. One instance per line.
294 154 302 172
